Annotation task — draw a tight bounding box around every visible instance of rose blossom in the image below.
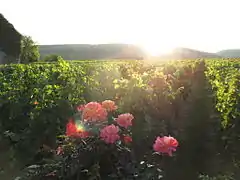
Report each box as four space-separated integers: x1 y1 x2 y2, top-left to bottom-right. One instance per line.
102 100 117 111
123 135 132 144
116 113 134 128
66 119 77 137
100 124 120 144
76 104 85 112
82 102 107 121
153 136 179 156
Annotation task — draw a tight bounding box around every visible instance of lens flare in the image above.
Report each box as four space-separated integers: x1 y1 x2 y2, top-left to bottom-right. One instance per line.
75 121 85 132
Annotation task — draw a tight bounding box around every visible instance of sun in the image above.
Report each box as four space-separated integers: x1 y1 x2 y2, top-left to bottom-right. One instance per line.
138 43 174 57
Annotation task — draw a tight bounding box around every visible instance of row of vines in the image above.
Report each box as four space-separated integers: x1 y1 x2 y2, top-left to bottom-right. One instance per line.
205 59 240 127
204 59 240 179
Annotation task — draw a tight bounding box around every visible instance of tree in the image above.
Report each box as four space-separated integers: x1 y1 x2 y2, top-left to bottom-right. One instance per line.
43 54 63 62
0 13 22 63
20 36 40 63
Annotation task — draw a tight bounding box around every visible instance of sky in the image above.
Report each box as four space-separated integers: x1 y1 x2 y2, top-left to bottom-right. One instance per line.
1 0 240 55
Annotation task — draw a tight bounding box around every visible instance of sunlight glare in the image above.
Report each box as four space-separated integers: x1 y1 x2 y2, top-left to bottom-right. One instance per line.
138 43 175 57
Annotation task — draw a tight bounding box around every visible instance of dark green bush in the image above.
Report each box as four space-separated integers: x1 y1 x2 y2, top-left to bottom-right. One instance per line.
43 54 63 62
18 137 164 180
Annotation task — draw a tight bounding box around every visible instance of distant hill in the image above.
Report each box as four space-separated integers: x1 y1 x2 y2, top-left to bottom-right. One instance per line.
39 44 146 60
158 48 221 60
39 44 223 61
217 49 240 58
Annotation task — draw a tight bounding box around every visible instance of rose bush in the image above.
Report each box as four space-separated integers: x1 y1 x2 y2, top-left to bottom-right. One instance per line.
18 100 178 179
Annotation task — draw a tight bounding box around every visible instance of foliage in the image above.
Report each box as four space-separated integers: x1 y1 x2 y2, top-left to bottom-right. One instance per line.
0 59 90 162
20 36 40 63
0 13 21 59
18 139 164 180
205 59 240 177
205 59 240 127
1 58 240 179
0 59 208 179
43 54 63 62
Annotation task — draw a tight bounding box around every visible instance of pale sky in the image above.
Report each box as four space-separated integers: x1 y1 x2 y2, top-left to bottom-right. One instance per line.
1 0 240 55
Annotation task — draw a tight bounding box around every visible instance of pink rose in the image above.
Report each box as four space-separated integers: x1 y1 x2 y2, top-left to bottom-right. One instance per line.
123 135 132 144
153 136 178 156
102 100 117 111
100 124 120 144
82 102 107 121
116 113 134 128
76 104 85 111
